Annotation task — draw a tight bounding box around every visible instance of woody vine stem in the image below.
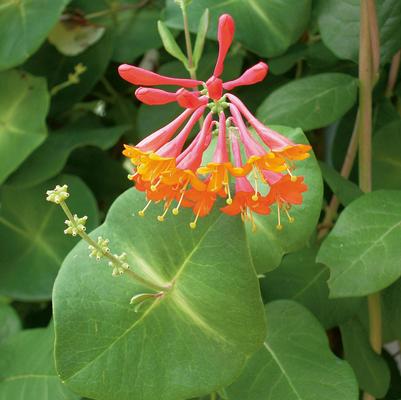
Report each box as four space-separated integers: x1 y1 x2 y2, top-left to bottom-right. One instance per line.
360 1 381 400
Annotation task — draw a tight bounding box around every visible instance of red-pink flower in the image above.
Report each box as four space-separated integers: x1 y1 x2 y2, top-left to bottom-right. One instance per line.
120 13 311 230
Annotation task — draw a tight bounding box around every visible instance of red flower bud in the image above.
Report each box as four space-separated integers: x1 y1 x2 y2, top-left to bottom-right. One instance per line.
118 64 202 87
223 62 269 90
213 14 235 77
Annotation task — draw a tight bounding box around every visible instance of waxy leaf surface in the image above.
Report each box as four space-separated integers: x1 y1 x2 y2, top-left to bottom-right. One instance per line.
0 175 98 301
261 246 362 329
317 0 401 64
0 0 69 70
257 73 358 131
0 70 49 184
317 190 401 297
340 318 390 398
8 123 129 188
372 120 401 190
226 300 358 400
164 0 311 57
0 325 79 400
0 304 21 344
246 126 323 273
53 189 266 400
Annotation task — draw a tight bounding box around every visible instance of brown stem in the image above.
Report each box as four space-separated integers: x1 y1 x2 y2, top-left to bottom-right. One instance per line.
385 50 401 98
367 0 380 82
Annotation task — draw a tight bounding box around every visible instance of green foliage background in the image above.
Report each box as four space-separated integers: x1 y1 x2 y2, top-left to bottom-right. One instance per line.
0 0 401 399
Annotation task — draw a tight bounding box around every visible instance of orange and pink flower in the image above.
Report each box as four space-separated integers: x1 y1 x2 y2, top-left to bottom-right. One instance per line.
119 14 311 230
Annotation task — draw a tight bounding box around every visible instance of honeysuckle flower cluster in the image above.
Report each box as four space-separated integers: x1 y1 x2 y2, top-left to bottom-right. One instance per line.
119 14 310 231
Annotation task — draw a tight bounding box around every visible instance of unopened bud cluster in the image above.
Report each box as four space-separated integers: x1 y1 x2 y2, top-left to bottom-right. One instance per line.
89 237 110 260
64 215 87 236
46 185 69 204
109 252 130 276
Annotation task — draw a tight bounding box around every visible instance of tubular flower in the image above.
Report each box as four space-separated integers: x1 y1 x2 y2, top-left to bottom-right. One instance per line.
119 13 311 230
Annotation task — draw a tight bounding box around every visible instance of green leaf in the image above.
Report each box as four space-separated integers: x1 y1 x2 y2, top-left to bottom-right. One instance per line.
8 122 129 188
268 43 307 75
373 120 401 190
226 300 358 400
0 305 21 344
319 162 362 206
340 318 390 398
48 21 105 56
246 126 323 273
193 8 210 69
53 189 266 400
261 245 362 329
112 8 164 63
158 20 188 67
0 175 99 301
0 325 79 400
0 70 49 185
164 0 311 57
24 32 113 115
256 73 358 131
317 0 401 64
317 190 401 297
0 0 69 70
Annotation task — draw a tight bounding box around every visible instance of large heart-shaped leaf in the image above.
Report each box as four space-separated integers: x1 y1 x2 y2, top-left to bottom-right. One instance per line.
0 70 49 185
8 123 129 188
372 120 401 190
0 0 69 70
164 0 311 57
0 175 98 301
53 189 266 400
246 126 323 273
256 73 358 131
317 0 401 64
261 245 362 329
340 318 390 398
112 8 164 62
0 325 79 400
317 190 401 297
226 300 358 400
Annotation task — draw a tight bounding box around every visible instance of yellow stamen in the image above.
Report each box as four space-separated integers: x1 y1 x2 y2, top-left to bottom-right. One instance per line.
150 178 162 192
172 180 189 215
189 209 201 229
138 200 152 217
276 204 283 230
284 207 295 223
157 201 171 222
225 183 233 205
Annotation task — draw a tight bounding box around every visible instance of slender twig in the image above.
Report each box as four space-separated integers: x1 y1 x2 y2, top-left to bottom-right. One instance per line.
317 114 359 239
385 50 401 98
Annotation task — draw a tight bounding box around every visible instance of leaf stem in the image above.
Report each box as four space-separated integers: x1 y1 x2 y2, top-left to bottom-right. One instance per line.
181 5 196 80
366 0 380 83
210 392 217 400
59 201 169 292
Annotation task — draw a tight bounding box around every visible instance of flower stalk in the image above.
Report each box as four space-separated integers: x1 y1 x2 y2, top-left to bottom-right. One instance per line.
46 185 169 293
